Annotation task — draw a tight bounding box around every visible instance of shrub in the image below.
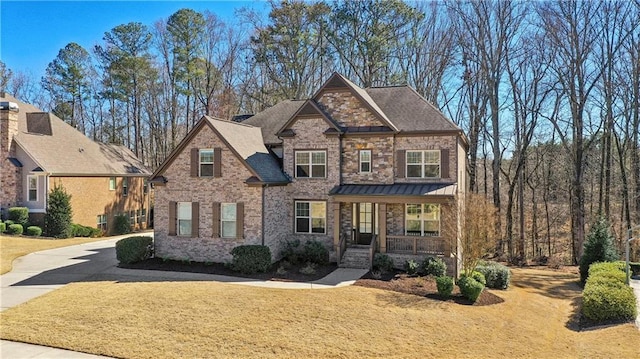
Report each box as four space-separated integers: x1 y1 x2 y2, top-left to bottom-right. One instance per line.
45 184 73 238
422 256 447 277
4 220 15 226
71 224 101 238
582 281 637 322
436 276 454 298
230 245 272 274
457 275 485 302
8 207 29 227
404 259 419 275
461 270 487 286
588 261 625 277
116 236 153 264
302 240 329 265
299 262 317 275
7 224 23 235
0 222 5 233
476 261 511 289
26 226 42 236
579 216 618 285
112 214 131 235
373 253 394 273
280 239 302 264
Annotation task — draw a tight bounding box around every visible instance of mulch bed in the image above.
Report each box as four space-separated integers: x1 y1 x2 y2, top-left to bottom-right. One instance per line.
123 259 504 305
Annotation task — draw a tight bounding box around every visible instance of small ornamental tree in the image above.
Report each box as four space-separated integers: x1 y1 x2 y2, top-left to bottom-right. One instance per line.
459 193 498 276
45 184 73 239
579 216 618 285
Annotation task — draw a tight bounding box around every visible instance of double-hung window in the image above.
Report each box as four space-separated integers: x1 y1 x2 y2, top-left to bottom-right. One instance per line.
405 204 440 236
295 201 326 234
109 177 116 191
295 150 326 178
406 150 440 178
28 176 38 201
199 149 214 177
177 202 192 236
220 203 237 238
359 150 371 173
97 214 107 231
122 177 128 196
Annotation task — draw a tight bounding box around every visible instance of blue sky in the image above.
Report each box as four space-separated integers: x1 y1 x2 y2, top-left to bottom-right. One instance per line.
0 1 266 79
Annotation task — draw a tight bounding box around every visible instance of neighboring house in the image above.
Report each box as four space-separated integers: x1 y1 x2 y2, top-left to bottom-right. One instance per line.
150 73 467 275
0 93 151 233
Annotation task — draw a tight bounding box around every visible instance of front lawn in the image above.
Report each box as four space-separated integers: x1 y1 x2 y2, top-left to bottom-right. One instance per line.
0 268 638 358
0 235 108 274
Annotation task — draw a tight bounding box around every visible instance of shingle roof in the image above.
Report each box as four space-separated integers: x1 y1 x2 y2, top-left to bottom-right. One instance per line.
242 100 305 145
1 93 150 176
329 183 457 197
204 117 289 184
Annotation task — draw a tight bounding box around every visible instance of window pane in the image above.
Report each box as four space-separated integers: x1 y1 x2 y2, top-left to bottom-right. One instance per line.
423 204 440 220
296 165 309 177
296 218 309 233
296 202 309 217
406 204 420 216
109 177 116 190
178 220 191 236
407 164 422 178
311 164 325 177
310 202 326 218
360 150 371 162
311 151 325 164
406 151 422 164
424 221 439 236
424 165 439 178
200 164 214 176
361 162 370 172
221 203 237 221
296 152 309 164
222 221 236 237
200 149 214 163
424 151 440 164
311 218 325 233
178 202 192 220
406 220 422 235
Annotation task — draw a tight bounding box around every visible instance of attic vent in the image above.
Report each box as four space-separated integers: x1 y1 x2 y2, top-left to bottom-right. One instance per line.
26 112 53 135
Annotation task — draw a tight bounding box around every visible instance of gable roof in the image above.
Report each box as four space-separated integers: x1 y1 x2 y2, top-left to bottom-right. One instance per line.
275 99 343 137
151 116 288 185
1 93 150 176
242 100 305 145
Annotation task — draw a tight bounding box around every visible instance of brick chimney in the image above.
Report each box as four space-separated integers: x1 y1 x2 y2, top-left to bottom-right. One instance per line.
0 99 20 213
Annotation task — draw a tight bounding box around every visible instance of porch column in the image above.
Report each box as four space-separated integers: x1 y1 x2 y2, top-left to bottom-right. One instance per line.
379 203 387 253
333 201 341 251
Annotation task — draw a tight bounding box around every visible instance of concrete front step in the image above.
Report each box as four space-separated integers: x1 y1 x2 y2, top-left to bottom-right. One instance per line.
339 249 371 269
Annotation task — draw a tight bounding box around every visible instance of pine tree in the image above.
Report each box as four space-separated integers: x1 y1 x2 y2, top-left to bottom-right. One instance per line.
45 184 73 239
579 216 618 284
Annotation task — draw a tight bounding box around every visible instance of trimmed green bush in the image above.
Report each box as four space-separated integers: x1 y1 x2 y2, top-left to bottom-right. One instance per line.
116 236 153 264
71 223 101 238
588 265 626 284
45 184 73 238
436 276 454 298
0 222 5 233
405 259 419 275
280 239 302 264
462 270 487 286
302 240 329 265
4 220 15 226
7 224 24 235
476 261 511 289
230 245 272 274
579 216 618 285
582 281 637 322
457 275 485 302
588 261 626 276
26 226 42 236
8 207 29 227
112 214 131 235
422 256 447 277
373 253 394 273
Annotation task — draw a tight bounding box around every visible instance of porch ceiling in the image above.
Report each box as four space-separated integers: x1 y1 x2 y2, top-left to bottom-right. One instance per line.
329 183 457 198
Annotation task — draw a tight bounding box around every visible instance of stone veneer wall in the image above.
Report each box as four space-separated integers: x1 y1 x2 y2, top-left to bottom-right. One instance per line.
394 135 458 183
0 108 21 213
154 124 263 263
341 136 394 184
317 90 386 128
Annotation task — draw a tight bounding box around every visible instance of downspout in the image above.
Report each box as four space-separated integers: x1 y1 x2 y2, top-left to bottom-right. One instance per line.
261 184 267 246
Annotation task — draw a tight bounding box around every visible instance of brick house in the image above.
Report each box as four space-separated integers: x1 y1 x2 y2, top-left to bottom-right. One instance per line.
150 73 467 275
0 93 151 233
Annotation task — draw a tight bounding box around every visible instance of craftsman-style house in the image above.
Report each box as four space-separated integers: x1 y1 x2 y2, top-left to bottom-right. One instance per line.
0 93 151 233
150 73 467 275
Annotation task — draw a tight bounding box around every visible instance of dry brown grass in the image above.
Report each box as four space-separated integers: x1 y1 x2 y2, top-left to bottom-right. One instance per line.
0 235 106 274
0 267 638 358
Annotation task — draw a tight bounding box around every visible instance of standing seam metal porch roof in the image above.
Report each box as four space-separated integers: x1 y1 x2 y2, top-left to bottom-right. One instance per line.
329 183 457 197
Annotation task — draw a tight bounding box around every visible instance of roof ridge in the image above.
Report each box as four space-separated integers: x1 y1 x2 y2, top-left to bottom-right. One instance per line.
205 115 260 130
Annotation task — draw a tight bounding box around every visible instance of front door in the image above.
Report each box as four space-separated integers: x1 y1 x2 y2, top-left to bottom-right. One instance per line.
353 203 375 245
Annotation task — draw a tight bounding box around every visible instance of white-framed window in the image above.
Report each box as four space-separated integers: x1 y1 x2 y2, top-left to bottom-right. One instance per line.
405 204 440 237
177 202 192 236
406 150 440 178
295 201 326 234
295 150 326 178
140 208 147 224
109 177 116 191
359 150 371 173
122 177 128 196
28 175 38 201
199 149 214 177
97 214 107 231
221 203 237 238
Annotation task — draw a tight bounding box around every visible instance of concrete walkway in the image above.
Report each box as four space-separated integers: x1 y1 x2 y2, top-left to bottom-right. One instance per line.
0 234 367 358
630 277 640 330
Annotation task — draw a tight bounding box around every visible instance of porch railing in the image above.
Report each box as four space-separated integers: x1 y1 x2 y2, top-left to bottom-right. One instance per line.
368 234 377 270
386 235 450 256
